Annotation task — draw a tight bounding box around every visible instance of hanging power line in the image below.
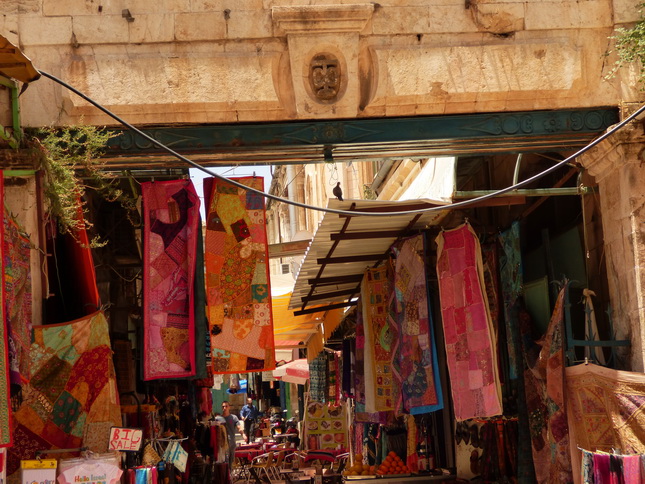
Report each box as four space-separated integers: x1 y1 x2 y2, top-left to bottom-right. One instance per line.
38 70 645 217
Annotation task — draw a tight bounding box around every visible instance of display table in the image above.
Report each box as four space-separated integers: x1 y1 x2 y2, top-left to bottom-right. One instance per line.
344 474 455 483
237 443 262 450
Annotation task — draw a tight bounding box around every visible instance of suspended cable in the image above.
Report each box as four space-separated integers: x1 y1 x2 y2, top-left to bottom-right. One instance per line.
37 70 645 217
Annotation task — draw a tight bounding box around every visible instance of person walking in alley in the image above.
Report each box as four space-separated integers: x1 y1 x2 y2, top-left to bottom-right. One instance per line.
240 397 258 443
221 401 243 466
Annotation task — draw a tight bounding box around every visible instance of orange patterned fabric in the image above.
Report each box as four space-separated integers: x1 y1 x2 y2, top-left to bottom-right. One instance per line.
205 177 275 373
362 265 401 413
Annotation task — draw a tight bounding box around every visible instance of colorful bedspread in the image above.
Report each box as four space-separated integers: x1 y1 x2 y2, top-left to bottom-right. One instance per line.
142 180 200 380
436 223 502 420
7 311 121 478
395 235 443 414
205 177 275 373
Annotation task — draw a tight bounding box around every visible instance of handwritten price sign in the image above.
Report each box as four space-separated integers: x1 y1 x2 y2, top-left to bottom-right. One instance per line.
109 427 143 452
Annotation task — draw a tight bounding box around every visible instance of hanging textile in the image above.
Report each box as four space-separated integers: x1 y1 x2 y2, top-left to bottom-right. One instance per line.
192 220 208 380
566 363 645 484
499 221 523 380
435 223 503 420
394 235 443 414
362 265 401 413
7 311 121 478
204 177 275 373
404 415 418 472
309 353 327 403
355 301 388 423
540 285 572 483
328 353 337 403
142 179 200 380
4 211 32 389
582 289 606 365
0 174 10 448
497 224 535 481
522 286 573 483
519 307 551 484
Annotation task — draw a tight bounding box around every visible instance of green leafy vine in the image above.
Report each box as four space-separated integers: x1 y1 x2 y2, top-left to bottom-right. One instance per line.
36 124 136 247
607 3 645 89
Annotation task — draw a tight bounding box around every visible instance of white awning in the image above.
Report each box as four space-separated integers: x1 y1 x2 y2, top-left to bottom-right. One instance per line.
289 199 449 313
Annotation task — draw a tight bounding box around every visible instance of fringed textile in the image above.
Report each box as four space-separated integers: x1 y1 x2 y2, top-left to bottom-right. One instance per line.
142 180 200 380
435 223 502 420
205 177 275 373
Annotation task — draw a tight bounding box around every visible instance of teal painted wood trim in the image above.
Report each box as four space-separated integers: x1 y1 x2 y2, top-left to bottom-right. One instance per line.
103 108 619 158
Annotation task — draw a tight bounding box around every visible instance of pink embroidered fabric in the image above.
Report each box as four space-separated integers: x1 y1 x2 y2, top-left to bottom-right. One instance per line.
142 180 200 380
436 223 503 420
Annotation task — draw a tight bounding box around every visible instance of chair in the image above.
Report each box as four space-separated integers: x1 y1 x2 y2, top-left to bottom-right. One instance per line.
250 451 275 483
270 450 286 479
334 453 349 474
286 451 307 470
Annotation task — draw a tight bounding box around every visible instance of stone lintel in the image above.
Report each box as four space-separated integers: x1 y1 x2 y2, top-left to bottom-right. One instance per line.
271 4 374 35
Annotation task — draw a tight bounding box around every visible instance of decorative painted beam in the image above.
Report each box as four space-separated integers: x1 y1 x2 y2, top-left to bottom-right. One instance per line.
100 108 619 167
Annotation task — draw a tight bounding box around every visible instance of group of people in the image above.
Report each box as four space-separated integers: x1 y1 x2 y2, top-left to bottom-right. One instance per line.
221 397 259 464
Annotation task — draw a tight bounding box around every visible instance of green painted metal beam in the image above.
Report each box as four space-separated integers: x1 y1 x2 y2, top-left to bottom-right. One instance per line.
0 76 21 147
3 170 35 176
99 108 619 167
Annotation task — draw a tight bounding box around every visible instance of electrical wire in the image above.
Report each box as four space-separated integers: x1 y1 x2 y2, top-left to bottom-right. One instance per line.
38 70 645 217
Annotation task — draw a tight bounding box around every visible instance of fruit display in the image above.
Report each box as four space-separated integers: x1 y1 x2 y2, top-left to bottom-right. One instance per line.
341 451 411 478
375 452 410 476
342 454 376 477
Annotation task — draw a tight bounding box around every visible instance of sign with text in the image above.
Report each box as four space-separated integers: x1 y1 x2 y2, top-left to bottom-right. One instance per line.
108 427 143 451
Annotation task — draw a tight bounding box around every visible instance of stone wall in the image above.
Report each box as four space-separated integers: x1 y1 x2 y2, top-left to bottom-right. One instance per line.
579 125 645 371
0 0 639 127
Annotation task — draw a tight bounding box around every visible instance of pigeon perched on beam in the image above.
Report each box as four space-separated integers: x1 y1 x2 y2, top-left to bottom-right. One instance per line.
333 182 343 201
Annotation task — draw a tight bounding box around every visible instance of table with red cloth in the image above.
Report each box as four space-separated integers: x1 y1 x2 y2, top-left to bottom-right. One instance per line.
237 443 262 450
234 448 263 461
234 448 264 484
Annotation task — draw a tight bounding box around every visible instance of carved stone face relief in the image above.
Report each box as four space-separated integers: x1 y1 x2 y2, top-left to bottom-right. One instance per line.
309 53 340 103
